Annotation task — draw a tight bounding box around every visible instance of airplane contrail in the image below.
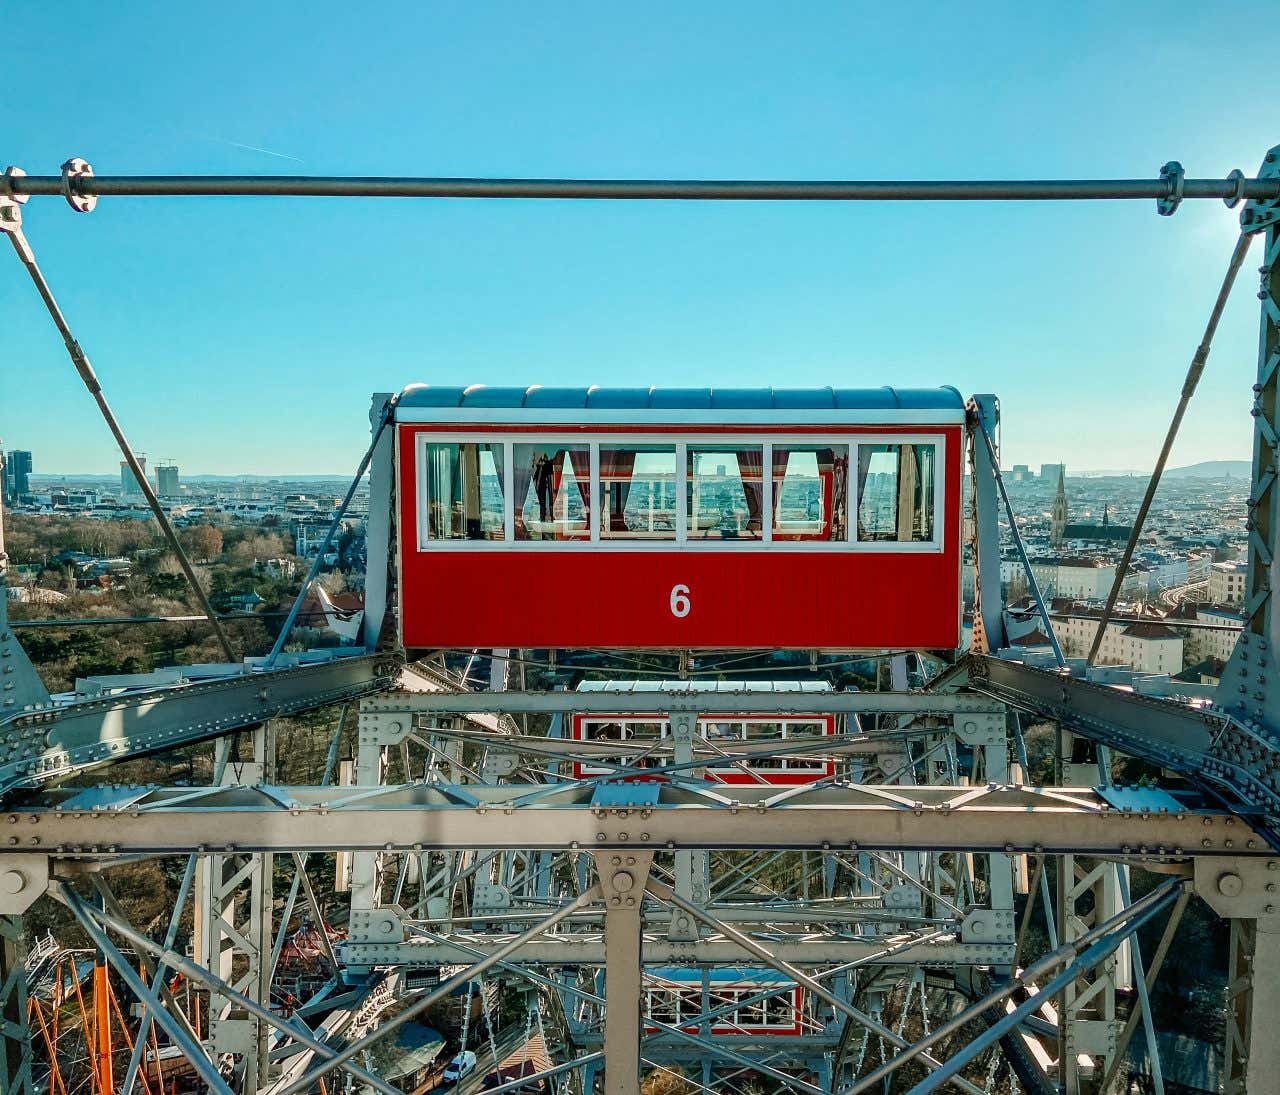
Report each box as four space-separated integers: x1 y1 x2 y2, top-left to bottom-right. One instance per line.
202 135 305 163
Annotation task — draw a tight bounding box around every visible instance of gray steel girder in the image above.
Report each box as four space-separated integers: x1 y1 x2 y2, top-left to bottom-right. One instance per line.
968 655 1280 825
336 936 1013 968
0 653 390 798
16 782 1266 857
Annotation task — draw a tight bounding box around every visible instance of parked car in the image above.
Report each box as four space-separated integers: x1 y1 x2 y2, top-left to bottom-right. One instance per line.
443 1050 478 1084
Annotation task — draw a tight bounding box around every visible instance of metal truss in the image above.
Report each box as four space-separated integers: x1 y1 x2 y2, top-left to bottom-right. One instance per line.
0 650 389 797
8 149 1280 1095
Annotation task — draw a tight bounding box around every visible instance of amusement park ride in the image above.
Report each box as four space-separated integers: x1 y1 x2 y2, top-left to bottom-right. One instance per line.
1 150 1279 1095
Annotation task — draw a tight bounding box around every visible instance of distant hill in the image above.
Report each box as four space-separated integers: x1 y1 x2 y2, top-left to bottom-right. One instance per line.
1164 460 1251 479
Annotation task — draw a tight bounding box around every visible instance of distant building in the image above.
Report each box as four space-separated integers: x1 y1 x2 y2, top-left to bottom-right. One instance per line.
1044 601 1183 674
156 464 180 497
1050 469 1068 545
3 449 32 503
1165 601 1242 664
1010 464 1031 482
1050 467 1133 546
1040 462 1066 483
120 457 147 497
1208 560 1246 605
1030 556 1116 600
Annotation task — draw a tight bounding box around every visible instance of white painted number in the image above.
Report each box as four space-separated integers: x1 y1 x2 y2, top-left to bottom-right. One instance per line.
670 584 691 618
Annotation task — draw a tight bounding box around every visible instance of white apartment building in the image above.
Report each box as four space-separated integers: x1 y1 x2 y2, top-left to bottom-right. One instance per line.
1031 558 1117 600
1049 609 1183 675
1208 561 1247 606
1194 604 1244 663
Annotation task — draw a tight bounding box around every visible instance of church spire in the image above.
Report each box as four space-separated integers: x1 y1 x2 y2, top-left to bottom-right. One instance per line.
1051 466 1068 546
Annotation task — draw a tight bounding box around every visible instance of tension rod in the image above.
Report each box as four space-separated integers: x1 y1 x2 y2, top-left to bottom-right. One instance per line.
1086 228 1256 666
0 191 237 661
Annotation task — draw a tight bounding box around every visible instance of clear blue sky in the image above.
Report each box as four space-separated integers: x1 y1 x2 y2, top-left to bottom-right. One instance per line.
3 2 1275 475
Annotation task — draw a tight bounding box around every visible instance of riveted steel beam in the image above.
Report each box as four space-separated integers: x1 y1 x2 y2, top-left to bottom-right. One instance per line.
10 782 1265 857
0 653 390 798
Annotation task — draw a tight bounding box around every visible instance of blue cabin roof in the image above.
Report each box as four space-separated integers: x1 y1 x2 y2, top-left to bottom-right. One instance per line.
396 384 964 412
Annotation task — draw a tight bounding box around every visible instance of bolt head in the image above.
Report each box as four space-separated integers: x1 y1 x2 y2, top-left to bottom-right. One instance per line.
1218 871 1245 897
0 871 24 895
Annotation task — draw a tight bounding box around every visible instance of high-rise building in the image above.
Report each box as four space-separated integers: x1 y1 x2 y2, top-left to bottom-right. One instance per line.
156 464 180 497
1040 462 1066 483
1011 464 1031 482
3 449 32 503
121 457 146 497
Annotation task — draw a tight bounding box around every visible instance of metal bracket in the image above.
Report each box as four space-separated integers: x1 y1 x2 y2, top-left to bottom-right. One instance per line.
0 166 35 265
1157 160 1185 216
1241 145 1280 234
0 856 48 916
347 907 406 944
480 749 519 780
1193 856 1280 923
960 906 1015 944
357 708 414 748
59 158 96 214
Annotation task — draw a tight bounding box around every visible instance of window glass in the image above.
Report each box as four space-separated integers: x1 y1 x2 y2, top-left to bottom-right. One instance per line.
784 721 826 771
649 989 677 1025
856 444 936 542
764 991 793 1026
772 446 849 541
513 444 590 541
423 442 505 541
686 446 764 540
744 720 785 771
599 445 677 540
702 720 743 742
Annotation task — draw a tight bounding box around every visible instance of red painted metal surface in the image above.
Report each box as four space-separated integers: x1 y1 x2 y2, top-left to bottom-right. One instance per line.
396 423 962 650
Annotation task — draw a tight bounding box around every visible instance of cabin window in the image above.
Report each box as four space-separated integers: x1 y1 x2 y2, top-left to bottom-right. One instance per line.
784 720 827 771
686 445 764 540
598 445 678 540
513 443 590 541
744 720 785 770
648 989 678 1025
764 991 794 1026
771 446 849 541
856 443 936 542
422 442 506 541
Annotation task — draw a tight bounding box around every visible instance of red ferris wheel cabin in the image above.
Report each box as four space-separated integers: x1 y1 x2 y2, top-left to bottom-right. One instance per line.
392 385 965 650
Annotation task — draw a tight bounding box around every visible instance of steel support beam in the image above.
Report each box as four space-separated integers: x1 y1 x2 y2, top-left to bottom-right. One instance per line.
599 852 652 1095
968 395 1006 654
337 935 1013 968
0 917 33 1095
22 782 1264 857
0 652 388 797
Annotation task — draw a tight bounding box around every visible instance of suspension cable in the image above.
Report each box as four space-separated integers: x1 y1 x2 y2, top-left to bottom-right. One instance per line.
2 221 236 661
1086 230 1256 665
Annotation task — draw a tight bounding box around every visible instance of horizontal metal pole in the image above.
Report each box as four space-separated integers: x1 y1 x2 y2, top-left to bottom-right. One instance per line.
364 690 1002 714
18 782 1266 856
339 935 1010 968
5 173 1279 202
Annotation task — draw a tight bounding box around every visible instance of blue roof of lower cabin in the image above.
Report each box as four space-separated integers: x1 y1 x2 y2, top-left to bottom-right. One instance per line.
397 385 964 411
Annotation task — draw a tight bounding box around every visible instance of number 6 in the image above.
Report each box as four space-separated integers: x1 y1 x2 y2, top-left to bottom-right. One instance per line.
670 584 691 618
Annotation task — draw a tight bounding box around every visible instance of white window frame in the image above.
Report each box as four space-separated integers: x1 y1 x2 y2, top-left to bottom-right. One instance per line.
413 431 946 554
